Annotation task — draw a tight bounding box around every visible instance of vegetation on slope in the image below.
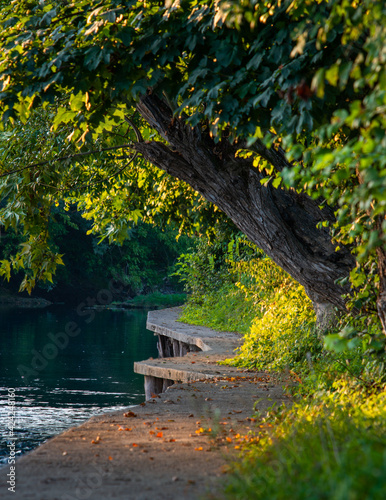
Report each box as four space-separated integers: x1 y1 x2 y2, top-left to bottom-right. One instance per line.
176 231 386 499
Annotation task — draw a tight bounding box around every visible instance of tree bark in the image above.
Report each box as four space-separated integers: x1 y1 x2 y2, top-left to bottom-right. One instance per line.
376 217 386 336
135 94 356 320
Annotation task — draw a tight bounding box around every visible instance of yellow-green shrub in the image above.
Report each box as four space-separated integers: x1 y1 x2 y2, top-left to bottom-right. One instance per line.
234 278 319 371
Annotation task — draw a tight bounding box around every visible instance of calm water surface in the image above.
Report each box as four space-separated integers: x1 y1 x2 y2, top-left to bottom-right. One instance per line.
0 305 158 466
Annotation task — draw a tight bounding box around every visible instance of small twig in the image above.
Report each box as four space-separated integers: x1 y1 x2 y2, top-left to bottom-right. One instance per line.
0 143 135 179
333 358 371 387
124 115 144 143
66 151 138 192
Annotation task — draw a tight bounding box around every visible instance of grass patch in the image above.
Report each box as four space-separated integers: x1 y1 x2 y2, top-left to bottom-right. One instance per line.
180 284 255 334
221 384 386 500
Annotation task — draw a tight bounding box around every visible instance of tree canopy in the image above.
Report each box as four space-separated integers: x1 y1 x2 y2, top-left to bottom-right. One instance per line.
0 0 385 333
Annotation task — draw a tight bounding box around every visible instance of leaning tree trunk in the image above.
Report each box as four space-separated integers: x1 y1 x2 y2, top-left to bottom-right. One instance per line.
134 94 356 329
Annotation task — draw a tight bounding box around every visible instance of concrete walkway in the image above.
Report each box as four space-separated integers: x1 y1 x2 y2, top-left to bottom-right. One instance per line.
1 308 289 500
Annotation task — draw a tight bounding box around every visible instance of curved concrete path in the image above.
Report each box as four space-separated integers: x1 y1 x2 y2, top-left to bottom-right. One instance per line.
0 308 289 500
135 307 246 386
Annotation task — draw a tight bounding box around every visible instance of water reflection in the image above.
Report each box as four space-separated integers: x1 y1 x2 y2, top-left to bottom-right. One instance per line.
0 305 158 466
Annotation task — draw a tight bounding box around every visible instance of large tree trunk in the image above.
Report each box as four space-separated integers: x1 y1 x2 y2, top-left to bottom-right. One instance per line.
135 94 356 326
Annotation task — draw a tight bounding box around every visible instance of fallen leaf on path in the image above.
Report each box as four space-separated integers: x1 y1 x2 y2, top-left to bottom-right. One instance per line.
108 456 113 460
156 432 163 438
194 447 203 451
124 411 137 418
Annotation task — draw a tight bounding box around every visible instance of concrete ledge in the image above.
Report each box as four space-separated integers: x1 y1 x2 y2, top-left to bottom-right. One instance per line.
134 307 243 395
146 307 241 354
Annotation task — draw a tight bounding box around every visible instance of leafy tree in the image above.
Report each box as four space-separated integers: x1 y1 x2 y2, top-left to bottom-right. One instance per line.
0 0 384 333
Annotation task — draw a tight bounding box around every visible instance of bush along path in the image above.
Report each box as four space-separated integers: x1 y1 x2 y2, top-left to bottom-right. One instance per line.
0 309 290 500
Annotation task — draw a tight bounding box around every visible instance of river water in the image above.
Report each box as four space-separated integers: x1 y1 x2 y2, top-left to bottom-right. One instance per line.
0 305 158 466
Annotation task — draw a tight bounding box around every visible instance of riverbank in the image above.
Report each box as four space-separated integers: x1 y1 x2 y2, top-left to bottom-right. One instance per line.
0 287 52 308
0 308 289 499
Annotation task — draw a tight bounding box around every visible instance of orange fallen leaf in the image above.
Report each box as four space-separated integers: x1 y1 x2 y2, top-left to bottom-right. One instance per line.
149 430 155 435
156 432 163 438
226 437 232 442
194 447 203 451
169 438 176 442
123 411 137 418
132 443 138 447
108 456 113 460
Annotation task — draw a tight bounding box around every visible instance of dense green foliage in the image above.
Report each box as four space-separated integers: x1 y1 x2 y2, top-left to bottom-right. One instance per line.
178 232 384 371
176 233 257 333
0 107 218 292
0 205 191 301
0 0 384 332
